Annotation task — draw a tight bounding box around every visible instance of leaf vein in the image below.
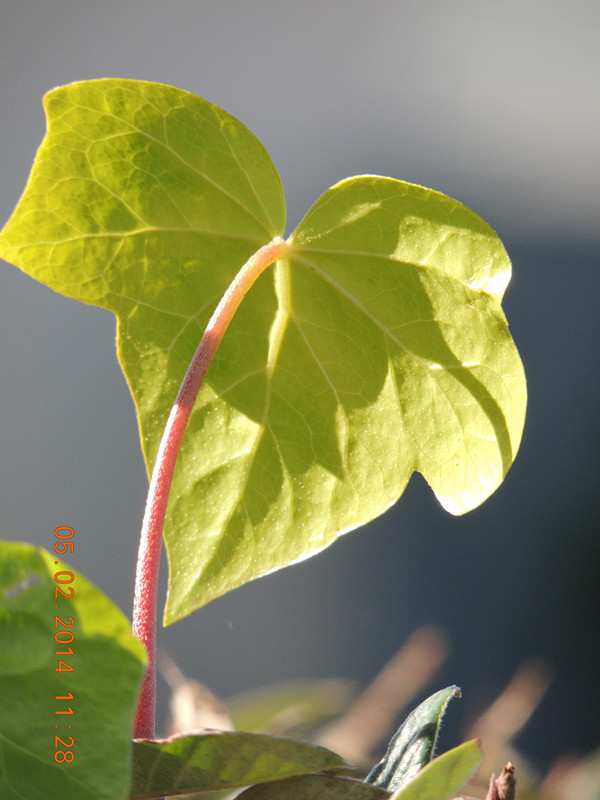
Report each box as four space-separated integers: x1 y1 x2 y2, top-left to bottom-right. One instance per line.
97 118 273 236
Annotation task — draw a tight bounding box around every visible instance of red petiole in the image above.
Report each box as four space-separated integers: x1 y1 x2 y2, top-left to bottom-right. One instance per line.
131 237 288 738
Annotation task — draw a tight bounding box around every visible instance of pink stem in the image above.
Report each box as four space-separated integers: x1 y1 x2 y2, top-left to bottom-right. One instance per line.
132 236 288 738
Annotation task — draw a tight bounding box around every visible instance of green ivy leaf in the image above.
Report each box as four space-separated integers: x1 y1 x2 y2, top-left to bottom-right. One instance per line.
129 730 348 799
0 542 146 800
290 177 524 515
164 175 525 620
389 740 483 800
0 80 526 622
365 686 461 792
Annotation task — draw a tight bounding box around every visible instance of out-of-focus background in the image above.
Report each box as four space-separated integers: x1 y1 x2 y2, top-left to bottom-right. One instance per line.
1 0 598 788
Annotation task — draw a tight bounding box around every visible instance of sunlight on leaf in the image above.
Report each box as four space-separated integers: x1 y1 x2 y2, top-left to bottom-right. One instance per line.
164 177 525 620
0 80 526 623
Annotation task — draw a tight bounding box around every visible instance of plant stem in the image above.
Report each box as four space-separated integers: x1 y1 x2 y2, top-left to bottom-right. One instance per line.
131 236 288 738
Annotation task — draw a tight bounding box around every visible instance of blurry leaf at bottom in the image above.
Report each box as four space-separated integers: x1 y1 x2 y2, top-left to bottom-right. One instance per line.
130 730 348 799
238 774 391 800
227 679 356 734
0 541 146 800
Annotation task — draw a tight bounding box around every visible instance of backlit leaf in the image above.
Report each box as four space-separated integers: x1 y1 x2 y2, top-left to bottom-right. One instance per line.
0 80 526 622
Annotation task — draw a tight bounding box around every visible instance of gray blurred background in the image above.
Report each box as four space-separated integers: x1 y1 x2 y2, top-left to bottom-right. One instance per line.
1 0 598 774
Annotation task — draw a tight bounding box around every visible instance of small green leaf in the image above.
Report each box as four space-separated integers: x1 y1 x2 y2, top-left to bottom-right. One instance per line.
390 740 483 800
0 81 526 621
0 542 146 800
129 731 348 799
366 686 461 792
238 774 391 800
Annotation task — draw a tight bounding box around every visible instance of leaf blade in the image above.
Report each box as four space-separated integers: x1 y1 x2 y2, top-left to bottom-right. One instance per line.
366 686 461 792
0 86 526 621
129 731 348 800
164 176 526 619
238 774 391 800
390 740 483 800
290 177 525 515
0 542 146 800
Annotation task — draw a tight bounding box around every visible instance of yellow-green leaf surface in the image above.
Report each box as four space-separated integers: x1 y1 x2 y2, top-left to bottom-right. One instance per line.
0 542 146 800
391 740 483 800
0 80 526 623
